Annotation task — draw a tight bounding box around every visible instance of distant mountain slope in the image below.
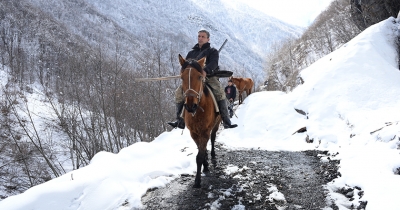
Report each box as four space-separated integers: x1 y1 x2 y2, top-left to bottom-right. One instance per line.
26 0 302 84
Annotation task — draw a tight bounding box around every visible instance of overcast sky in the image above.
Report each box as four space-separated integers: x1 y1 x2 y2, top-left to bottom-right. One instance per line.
237 0 334 27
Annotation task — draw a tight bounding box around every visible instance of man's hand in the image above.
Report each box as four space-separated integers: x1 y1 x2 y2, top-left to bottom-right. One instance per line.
229 98 233 102
202 71 207 78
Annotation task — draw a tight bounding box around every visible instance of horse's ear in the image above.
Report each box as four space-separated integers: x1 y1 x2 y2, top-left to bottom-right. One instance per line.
198 56 206 67
179 54 185 66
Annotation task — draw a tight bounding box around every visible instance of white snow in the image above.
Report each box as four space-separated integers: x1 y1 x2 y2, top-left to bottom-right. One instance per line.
1 17 400 210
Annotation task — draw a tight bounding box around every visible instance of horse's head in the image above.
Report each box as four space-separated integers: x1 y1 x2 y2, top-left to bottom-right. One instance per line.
179 54 206 113
230 77 241 88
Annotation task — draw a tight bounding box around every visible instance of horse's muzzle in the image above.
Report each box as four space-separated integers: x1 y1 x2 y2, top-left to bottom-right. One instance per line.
184 103 198 113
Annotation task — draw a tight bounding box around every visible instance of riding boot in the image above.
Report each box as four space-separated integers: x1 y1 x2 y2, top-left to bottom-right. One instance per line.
217 100 238 129
167 102 185 129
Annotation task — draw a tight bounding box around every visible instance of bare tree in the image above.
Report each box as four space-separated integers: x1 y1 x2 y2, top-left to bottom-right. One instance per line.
350 0 400 30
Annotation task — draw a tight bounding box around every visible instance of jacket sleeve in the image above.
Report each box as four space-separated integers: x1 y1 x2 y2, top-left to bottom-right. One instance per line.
232 86 237 100
203 48 219 75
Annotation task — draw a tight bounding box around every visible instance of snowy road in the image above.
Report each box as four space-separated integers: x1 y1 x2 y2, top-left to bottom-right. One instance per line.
141 143 345 210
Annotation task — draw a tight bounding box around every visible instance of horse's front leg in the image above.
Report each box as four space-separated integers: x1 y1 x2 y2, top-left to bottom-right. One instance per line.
210 138 215 160
203 150 209 173
210 125 219 159
194 149 206 188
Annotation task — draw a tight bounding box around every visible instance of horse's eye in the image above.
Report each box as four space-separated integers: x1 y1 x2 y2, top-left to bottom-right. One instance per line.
199 76 203 80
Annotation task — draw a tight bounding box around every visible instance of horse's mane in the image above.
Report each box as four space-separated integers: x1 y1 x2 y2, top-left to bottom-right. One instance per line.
203 83 210 96
181 59 203 73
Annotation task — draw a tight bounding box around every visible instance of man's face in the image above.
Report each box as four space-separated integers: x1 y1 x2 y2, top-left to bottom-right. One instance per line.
228 82 233 86
198 32 209 47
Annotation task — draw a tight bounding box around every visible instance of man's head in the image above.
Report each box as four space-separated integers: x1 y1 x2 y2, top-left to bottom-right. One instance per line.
228 80 233 86
198 30 210 48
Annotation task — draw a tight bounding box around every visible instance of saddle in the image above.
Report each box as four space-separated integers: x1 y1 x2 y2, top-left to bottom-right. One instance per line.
209 70 233 78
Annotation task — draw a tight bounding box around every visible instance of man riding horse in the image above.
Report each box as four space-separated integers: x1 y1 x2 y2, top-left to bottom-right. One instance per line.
168 30 237 129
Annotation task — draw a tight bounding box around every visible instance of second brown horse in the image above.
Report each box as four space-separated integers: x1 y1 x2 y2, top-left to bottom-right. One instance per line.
230 76 254 104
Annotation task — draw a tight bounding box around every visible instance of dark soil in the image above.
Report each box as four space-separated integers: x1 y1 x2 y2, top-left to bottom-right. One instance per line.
140 142 343 210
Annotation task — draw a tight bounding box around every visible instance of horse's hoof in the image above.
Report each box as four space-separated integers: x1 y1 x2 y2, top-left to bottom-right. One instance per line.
211 159 217 165
203 171 211 176
192 184 201 188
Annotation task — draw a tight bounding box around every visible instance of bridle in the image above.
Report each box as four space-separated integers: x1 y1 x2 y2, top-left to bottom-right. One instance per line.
183 67 205 102
182 67 205 116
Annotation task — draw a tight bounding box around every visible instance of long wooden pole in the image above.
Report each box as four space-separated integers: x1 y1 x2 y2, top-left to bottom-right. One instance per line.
134 75 180 82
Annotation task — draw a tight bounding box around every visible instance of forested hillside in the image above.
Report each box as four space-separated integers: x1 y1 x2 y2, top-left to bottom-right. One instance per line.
264 0 400 92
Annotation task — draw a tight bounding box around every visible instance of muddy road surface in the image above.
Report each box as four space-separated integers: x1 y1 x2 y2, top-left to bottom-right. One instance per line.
140 142 347 210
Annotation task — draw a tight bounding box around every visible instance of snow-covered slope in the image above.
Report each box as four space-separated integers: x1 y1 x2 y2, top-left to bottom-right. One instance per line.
221 17 400 209
1 17 400 209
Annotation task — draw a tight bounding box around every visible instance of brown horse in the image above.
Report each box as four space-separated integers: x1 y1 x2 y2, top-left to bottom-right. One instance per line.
179 54 221 188
230 76 254 104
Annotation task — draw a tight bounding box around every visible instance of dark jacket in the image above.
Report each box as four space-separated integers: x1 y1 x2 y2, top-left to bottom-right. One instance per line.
186 42 219 75
225 85 236 101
